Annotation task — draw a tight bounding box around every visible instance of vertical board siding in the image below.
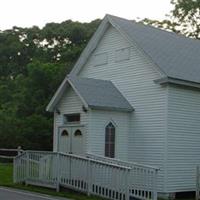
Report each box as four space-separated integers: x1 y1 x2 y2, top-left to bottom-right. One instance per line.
53 87 88 152
167 85 200 192
79 25 167 192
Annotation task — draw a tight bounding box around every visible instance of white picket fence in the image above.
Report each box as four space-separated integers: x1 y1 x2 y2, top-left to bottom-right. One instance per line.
14 151 159 200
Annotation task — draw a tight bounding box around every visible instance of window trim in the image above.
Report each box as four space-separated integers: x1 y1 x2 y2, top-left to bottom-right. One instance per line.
93 52 108 67
105 122 116 158
63 113 80 124
115 47 130 63
61 130 69 136
74 129 82 136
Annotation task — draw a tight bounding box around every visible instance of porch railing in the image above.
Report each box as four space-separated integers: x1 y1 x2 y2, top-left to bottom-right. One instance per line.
87 153 159 200
14 151 158 200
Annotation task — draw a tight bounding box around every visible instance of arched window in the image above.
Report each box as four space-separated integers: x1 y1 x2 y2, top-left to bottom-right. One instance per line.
105 122 115 158
61 130 69 136
74 129 82 136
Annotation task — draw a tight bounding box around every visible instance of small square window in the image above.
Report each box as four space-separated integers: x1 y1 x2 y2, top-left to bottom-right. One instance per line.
115 47 130 62
93 52 108 66
64 114 80 124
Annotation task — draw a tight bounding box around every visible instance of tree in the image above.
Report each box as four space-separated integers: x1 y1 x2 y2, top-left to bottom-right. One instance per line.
171 0 200 38
141 18 181 34
142 0 200 39
0 19 101 150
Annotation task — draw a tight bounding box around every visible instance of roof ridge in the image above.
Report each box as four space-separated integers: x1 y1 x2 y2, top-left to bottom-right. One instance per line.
108 14 200 44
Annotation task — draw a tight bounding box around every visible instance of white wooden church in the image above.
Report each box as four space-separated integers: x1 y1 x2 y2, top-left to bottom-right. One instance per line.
14 15 200 200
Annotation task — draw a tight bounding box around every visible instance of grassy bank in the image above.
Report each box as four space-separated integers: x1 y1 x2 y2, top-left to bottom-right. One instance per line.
0 163 103 200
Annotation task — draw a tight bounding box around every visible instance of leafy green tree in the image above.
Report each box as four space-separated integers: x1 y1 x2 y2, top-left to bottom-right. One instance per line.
0 19 101 150
142 0 200 39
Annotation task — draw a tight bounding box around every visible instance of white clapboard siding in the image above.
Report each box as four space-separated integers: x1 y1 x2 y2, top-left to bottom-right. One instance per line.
167 85 200 192
53 87 88 152
79 25 167 192
88 110 131 161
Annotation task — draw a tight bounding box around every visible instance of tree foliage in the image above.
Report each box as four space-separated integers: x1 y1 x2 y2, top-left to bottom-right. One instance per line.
142 0 200 39
1 0 199 150
0 19 101 150
171 0 200 38
141 18 181 34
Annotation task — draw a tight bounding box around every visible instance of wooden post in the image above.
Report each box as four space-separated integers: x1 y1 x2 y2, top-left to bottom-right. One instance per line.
13 157 16 183
56 153 60 192
196 166 199 200
152 169 158 200
87 159 92 196
25 152 29 186
17 146 22 155
125 168 130 200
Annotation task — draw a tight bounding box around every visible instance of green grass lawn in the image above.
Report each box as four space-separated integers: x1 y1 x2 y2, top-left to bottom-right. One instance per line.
0 162 104 200
0 162 13 186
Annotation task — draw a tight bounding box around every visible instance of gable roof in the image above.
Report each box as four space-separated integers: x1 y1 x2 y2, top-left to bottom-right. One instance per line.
71 14 200 84
47 14 200 112
108 15 200 84
46 76 134 112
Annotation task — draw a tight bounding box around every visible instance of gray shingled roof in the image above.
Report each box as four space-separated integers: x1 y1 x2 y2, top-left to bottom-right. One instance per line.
68 76 133 112
109 15 200 83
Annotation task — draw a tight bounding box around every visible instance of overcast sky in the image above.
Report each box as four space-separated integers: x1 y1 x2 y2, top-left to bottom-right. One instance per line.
0 0 173 30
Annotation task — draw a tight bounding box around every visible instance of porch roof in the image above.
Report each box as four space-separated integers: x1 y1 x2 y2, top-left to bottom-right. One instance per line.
46 76 134 112
68 76 134 112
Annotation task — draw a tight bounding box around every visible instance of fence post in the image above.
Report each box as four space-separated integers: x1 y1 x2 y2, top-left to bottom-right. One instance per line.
87 159 92 196
56 153 60 192
196 166 199 200
13 157 16 183
152 169 158 200
125 168 130 200
25 152 29 185
17 146 22 155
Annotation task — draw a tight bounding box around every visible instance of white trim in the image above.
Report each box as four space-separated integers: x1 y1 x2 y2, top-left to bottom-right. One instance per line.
58 124 85 128
67 78 89 109
70 16 110 75
154 76 200 89
163 83 168 193
46 77 90 112
103 118 118 128
46 76 69 112
104 121 117 158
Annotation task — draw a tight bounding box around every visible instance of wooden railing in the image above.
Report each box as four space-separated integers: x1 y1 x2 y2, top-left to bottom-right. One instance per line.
87 153 159 200
0 147 23 160
14 151 158 200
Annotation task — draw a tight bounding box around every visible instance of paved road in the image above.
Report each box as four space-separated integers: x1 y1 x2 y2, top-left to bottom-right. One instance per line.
0 187 69 200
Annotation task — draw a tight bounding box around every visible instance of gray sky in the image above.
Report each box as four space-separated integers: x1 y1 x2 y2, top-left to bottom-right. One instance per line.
0 0 173 30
